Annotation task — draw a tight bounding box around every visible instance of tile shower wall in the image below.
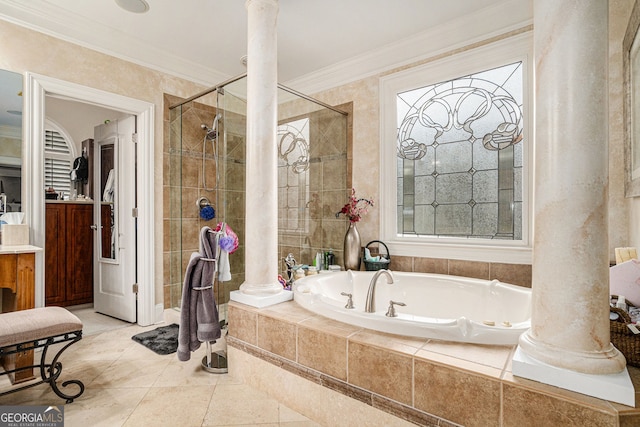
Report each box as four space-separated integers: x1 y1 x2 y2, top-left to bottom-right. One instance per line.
163 94 221 309
277 103 353 272
164 92 350 309
214 107 247 305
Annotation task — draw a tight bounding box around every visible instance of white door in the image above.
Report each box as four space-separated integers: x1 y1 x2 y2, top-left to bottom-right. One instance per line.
92 116 137 322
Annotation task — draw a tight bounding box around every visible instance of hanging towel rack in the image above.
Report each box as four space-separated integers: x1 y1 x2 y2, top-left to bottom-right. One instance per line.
202 224 228 373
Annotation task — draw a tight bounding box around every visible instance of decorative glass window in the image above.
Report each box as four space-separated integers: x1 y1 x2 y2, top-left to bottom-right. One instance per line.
396 62 523 240
278 117 310 232
380 34 532 263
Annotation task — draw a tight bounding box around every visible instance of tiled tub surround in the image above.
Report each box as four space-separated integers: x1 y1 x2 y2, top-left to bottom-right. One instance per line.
227 301 640 427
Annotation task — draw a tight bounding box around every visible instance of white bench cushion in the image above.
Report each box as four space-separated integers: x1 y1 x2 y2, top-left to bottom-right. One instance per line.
0 307 83 348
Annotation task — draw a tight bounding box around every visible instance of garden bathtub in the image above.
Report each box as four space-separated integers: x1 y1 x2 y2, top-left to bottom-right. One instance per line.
293 270 531 345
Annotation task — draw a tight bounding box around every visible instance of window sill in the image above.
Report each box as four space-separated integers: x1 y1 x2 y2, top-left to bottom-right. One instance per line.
384 238 532 265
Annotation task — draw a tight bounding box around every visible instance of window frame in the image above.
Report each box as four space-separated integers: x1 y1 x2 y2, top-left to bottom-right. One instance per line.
379 32 533 264
44 119 77 199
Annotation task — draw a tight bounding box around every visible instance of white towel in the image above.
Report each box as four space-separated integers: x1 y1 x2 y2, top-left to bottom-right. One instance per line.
215 222 235 282
103 169 115 202
218 249 231 281
364 247 380 262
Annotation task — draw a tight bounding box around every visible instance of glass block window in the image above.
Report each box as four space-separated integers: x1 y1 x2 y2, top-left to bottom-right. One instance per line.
395 62 523 240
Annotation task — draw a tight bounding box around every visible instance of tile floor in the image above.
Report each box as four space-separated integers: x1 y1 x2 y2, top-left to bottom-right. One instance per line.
0 307 321 427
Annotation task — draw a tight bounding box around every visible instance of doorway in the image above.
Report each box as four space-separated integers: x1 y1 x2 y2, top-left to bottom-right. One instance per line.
23 72 156 326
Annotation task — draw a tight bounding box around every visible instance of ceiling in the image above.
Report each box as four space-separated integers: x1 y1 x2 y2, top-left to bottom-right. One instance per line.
0 0 530 93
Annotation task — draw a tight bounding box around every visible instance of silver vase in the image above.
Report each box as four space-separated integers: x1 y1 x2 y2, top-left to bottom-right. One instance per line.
343 222 361 270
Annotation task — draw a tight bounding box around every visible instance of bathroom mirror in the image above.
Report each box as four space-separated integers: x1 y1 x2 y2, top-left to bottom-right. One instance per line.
625 1 640 197
0 69 23 212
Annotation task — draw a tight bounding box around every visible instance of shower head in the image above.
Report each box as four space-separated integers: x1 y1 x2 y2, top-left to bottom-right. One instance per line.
201 114 221 141
201 123 217 140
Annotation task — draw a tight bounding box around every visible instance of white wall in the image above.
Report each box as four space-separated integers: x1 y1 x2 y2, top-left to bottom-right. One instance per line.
46 96 128 155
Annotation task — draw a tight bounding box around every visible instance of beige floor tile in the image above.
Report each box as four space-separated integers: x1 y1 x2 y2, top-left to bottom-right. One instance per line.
203 395 281 426
119 340 177 361
88 324 147 342
67 307 131 336
212 425 279 427
279 403 319 424
154 355 223 387
64 387 148 427
0 309 327 427
280 422 323 427
0 381 57 406
67 335 137 361
213 374 246 386
123 385 215 427
58 358 114 388
89 357 171 388
212 382 271 400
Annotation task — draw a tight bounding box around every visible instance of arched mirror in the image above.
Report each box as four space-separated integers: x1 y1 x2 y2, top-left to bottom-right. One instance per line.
0 70 23 213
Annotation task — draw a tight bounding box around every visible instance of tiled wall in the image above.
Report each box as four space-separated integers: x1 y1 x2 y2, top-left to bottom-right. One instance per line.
277 103 353 272
228 301 640 427
163 96 352 308
388 255 532 288
163 94 222 309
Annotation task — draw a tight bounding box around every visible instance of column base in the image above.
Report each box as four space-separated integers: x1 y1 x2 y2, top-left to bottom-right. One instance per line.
239 281 283 295
518 331 627 374
230 289 293 308
512 347 635 407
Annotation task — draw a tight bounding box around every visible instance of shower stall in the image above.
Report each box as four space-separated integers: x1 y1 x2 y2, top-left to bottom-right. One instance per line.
164 74 350 317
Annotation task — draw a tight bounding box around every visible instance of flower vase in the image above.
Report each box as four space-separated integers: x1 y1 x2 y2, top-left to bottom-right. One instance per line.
343 222 361 270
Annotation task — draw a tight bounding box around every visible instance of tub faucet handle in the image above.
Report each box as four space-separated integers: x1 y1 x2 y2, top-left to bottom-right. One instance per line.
340 292 355 309
385 300 406 317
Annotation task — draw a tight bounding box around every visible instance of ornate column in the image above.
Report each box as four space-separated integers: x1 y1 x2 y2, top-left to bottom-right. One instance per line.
238 0 283 297
513 0 633 405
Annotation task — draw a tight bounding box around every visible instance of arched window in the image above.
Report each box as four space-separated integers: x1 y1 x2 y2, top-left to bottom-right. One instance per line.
44 121 76 199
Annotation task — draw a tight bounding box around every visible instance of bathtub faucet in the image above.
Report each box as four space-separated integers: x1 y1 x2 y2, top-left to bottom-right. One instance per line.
365 269 394 313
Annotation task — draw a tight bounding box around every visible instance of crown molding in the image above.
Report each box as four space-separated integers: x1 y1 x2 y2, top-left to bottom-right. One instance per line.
0 124 21 139
284 0 532 95
0 0 229 87
0 0 531 94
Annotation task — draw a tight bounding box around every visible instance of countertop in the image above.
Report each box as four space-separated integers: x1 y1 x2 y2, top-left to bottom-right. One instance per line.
0 244 43 255
45 199 94 204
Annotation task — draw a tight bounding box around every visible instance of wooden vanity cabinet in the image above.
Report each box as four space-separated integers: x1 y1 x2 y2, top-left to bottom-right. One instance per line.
45 202 94 306
0 248 38 384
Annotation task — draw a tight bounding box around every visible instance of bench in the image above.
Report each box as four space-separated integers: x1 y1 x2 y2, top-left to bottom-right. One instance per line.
0 306 84 403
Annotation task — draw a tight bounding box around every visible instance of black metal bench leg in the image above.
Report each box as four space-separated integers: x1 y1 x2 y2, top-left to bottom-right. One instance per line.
39 336 85 403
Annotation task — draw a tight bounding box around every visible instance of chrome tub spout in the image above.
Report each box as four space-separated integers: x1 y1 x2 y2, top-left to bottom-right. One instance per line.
365 269 394 313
